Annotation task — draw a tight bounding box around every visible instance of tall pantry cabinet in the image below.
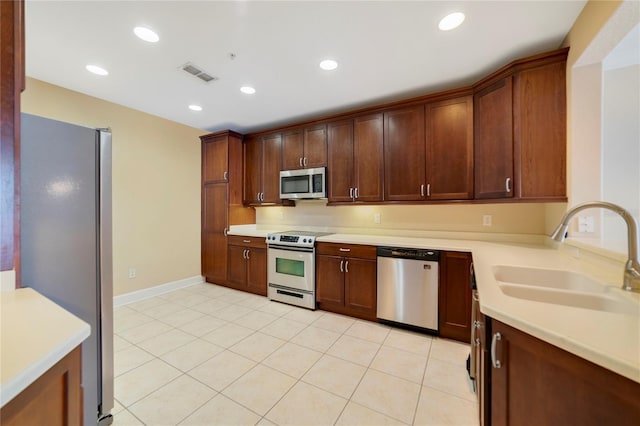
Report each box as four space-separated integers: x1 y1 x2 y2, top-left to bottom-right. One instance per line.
201 131 255 285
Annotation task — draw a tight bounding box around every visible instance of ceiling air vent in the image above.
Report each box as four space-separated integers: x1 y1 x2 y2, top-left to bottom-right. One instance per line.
180 62 218 83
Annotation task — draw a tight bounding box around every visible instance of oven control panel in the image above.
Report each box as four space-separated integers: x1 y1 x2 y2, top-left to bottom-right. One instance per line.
266 233 317 248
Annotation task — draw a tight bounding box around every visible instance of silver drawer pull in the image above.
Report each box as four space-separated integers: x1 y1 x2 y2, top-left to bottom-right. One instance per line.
491 332 502 368
243 240 251 243
339 248 351 252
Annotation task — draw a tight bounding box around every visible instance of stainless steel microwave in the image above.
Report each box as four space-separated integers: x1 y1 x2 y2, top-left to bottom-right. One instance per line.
280 167 326 199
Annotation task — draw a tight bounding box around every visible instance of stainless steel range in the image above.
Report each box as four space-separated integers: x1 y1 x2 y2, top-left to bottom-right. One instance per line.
266 230 332 309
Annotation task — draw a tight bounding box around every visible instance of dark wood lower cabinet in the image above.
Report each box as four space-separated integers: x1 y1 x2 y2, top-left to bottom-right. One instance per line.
1 346 83 426
439 251 472 342
226 235 267 296
316 243 377 320
489 319 640 426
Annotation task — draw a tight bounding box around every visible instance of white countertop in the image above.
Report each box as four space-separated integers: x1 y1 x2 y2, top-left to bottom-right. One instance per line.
0 288 90 407
232 225 640 383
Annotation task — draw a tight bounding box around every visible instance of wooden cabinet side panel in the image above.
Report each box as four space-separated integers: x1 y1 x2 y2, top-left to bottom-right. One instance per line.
426 97 474 200
490 320 640 426
515 61 567 199
303 124 328 167
262 133 283 203
354 114 384 202
438 251 472 342
282 130 303 170
344 258 377 318
316 255 345 306
384 105 426 201
246 247 267 296
243 136 262 204
474 77 514 199
327 120 355 202
1 346 82 426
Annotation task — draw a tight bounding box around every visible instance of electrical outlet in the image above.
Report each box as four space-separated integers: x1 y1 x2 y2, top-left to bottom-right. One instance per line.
374 213 381 224
279 211 284 220
483 215 492 226
578 215 594 233
128 268 136 279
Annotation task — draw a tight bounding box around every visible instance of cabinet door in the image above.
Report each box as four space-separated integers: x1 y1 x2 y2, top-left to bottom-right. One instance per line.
227 245 247 287
246 247 267 296
474 77 514 199
490 320 640 426
303 124 327 168
203 183 227 233
203 232 227 283
262 133 283 203
327 120 354 202
426 97 474 200
344 257 377 318
282 130 303 170
515 61 566 199
438 251 472 342
316 255 345 306
203 137 228 183
354 114 384 202
384 105 426 201
243 136 262 204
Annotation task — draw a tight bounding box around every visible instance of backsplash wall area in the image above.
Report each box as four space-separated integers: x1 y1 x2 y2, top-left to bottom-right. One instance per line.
257 202 565 239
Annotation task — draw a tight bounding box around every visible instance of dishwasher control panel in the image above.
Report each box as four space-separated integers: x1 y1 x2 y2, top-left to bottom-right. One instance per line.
377 246 440 261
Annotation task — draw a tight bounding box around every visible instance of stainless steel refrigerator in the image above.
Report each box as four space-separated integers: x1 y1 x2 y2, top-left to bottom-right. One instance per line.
21 113 114 426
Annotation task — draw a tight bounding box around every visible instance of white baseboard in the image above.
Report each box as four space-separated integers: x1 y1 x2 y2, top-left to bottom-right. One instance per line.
113 275 204 307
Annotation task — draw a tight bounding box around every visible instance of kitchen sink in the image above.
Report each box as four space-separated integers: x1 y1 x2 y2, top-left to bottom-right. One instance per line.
493 265 607 293
493 265 639 315
498 284 639 315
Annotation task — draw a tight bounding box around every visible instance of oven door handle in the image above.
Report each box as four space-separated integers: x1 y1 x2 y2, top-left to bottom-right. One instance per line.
267 244 314 253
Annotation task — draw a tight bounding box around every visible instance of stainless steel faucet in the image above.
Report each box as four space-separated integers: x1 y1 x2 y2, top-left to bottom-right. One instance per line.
551 201 640 293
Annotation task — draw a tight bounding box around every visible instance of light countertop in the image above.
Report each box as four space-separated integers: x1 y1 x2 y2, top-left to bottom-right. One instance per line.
231 225 640 383
0 288 90 407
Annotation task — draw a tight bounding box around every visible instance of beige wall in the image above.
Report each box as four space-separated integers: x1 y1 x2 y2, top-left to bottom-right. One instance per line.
258 202 552 236
21 78 204 296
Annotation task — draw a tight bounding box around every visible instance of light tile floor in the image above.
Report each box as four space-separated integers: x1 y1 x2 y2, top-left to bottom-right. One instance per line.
112 283 479 426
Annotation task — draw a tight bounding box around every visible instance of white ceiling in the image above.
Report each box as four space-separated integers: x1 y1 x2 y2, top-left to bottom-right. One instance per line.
25 0 586 134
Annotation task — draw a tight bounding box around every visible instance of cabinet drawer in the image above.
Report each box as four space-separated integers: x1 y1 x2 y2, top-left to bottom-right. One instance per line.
227 235 266 249
316 242 377 259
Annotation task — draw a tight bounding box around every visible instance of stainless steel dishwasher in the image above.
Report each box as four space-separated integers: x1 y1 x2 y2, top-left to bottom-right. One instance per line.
376 247 440 331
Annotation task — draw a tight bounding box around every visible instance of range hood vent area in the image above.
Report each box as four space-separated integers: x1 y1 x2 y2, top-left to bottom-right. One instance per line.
180 62 218 83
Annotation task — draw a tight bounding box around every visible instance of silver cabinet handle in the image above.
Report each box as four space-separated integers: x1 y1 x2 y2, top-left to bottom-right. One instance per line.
420 184 425 197
354 187 359 199
426 183 431 197
246 249 250 260
223 171 228 181
242 249 247 259
349 188 354 199
223 228 228 237
491 332 502 368
505 177 511 193
340 259 344 272
256 192 260 202
345 260 349 273
299 157 303 167
339 248 351 252
303 157 308 167
243 239 251 243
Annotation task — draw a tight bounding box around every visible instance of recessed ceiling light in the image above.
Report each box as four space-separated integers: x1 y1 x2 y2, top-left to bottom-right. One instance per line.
188 105 203 112
319 59 338 70
86 64 108 76
134 26 159 43
439 12 465 31
240 86 256 95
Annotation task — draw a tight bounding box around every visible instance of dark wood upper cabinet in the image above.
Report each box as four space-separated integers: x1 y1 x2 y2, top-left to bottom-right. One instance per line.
244 133 283 204
515 61 566 199
327 120 354 202
384 105 426 201
474 77 514 199
282 125 327 170
426 96 474 200
354 114 384 202
203 136 229 183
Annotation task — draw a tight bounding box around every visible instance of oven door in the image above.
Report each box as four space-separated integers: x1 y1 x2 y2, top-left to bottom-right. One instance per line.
267 245 315 292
